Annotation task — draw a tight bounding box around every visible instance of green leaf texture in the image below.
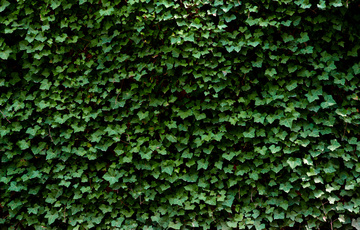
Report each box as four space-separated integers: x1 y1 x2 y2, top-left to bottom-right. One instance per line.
1 0 360 229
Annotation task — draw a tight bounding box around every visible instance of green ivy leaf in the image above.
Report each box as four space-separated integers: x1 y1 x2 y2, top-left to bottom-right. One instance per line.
50 0 61 9
40 79 52 90
306 91 319 103
321 95 337 109
224 14 236 23
352 218 360 230
0 48 12 60
184 33 195 42
17 139 30 150
298 32 310 43
45 211 59 225
28 206 39 215
168 221 182 229
266 114 276 124
190 18 202 29
273 210 285 220
329 0 342 7
103 169 120 185
99 7 114 16
243 127 256 138
269 145 281 154
317 0 326 9
171 36 181 45
285 80 298 91
282 33 294 43
328 139 341 151
254 221 265 230
111 217 125 227
279 182 293 193
26 125 41 136
223 151 236 161
353 63 360 75
197 159 209 170
279 117 294 128
226 221 238 228
0 0 10 12
287 157 302 169
137 111 149 120
8 199 23 210
166 134 177 143
253 113 265 124
265 68 277 78
178 109 193 119
74 147 87 157
162 165 174 175
182 172 198 182
31 142 46 155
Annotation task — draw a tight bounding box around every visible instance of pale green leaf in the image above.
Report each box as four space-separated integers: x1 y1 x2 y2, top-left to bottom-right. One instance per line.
328 139 341 151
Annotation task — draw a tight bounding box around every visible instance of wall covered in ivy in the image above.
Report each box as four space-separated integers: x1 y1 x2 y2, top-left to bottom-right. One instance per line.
1 0 360 229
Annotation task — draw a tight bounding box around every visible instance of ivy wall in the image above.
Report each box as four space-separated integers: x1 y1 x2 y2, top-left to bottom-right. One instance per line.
1 0 360 229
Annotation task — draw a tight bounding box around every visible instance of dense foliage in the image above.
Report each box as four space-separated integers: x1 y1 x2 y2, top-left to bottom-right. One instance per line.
1 0 360 229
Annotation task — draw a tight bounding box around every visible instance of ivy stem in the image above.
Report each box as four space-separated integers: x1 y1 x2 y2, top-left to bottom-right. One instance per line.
63 207 66 223
342 122 348 141
48 127 54 143
0 110 11 123
330 219 333 230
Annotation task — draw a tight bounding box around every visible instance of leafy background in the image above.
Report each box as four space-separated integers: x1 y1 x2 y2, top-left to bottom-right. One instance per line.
1 0 360 229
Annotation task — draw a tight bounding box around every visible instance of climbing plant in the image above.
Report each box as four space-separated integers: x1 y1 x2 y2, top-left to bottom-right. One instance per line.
1 0 360 229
